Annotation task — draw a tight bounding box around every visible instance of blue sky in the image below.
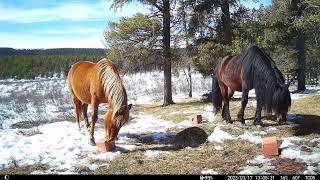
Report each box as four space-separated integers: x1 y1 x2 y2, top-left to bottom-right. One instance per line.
0 0 271 49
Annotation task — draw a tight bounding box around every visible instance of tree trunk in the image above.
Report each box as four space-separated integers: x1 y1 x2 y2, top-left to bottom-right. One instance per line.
163 0 174 105
220 0 232 45
188 65 192 97
181 0 192 97
296 29 306 91
293 0 306 91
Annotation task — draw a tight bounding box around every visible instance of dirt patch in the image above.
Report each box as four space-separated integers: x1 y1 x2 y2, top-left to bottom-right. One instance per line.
10 115 75 129
173 127 208 148
19 128 42 136
11 121 43 129
291 115 320 136
268 158 307 174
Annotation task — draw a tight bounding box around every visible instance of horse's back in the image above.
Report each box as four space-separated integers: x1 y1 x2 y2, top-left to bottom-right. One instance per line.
217 55 244 92
68 61 104 104
68 61 96 84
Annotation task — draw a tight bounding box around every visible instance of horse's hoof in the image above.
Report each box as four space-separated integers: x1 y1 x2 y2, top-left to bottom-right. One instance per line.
278 121 287 125
89 139 96 146
253 121 263 126
238 119 245 125
225 120 233 124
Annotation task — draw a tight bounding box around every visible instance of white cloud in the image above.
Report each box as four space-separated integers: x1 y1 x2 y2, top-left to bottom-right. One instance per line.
36 27 102 35
0 32 106 49
0 1 149 23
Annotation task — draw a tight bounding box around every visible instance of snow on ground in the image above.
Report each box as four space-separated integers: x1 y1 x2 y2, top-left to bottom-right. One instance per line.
119 113 180 144
122 71 211 105
238 131 262 144
0 112 194 174
0 121 114 173
203 105 216 123
290 86 320 100
280 137 320 174
144 150 170 159
207 127 320 174
207 127 263 144
233 89 257 99
0 78 72 129
207 126 235 143
201 169 219 175
0 72 320 174
238 155 274 174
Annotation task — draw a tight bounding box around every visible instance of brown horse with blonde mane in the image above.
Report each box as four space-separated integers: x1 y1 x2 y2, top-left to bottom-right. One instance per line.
67 58 132 146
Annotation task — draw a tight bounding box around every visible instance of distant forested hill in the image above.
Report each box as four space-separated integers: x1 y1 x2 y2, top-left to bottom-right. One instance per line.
0 47 105 56
0 48 106 79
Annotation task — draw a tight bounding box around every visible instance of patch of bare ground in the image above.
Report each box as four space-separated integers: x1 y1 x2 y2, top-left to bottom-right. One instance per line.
267 158 307 174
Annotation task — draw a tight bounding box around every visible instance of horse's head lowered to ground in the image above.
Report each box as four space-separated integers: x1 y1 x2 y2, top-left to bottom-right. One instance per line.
67 58 132 146
212 45 291 125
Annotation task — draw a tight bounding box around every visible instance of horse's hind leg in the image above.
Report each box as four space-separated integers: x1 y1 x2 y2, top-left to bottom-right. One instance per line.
71 96 82 130
220 84 232 123
82 104 91 131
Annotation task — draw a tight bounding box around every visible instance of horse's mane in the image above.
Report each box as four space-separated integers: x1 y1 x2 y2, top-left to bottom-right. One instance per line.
241 46 285 83
240 45 286 112
258 48 285 84
97 58 126 119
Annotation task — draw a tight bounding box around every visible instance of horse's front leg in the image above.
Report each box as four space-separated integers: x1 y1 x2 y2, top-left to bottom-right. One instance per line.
88 100 98 146
253 105 263 126
237 90 249 125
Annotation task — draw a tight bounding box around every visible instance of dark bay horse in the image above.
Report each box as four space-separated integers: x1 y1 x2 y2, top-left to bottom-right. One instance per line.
212 46 291 125
67 58 132 145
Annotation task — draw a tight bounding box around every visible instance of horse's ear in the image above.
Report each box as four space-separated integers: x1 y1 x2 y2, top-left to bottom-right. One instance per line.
128 104 132 110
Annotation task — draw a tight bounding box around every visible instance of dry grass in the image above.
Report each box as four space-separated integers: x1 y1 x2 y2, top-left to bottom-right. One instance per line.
290 94 320 115
289 94 320 137
0 164 49 175
95 140 260 175
134 101 207 123
93 93 320 174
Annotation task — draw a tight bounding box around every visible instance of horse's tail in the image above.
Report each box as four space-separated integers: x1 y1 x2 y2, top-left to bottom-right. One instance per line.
212 74 222 114
67 70 82 129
